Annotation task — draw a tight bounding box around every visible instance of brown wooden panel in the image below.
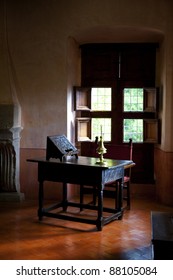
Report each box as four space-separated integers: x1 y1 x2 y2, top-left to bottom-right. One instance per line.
76 118 91 141
81 44 119 85
120 46 156 83
154 147 173 206
74 87 91 110
144 88 158 112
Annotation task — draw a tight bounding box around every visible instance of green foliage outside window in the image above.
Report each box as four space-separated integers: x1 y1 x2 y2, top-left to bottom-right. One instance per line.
123 88 144 142
124 88 143 111
91 88 111 111
124 119 143 142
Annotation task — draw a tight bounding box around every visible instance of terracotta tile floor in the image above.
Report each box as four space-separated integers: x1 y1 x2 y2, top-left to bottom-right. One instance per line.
0 196 173 260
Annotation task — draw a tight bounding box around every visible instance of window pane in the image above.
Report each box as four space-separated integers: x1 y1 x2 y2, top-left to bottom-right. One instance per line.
92 118 111 141
124 88 144 111
123 119 143 142
91 88 111 111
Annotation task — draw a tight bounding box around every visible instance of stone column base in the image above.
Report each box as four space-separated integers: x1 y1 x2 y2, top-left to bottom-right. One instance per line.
0 192 25 202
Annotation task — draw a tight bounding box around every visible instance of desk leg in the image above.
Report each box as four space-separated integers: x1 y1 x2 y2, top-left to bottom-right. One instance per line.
80 184 84 211
97 186 103 231
62 182 68 211
38 180 43 221
117 178 123 220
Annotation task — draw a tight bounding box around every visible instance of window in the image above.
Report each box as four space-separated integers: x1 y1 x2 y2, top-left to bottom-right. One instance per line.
91 88 111 111
123 88 144 142
75 87 112 142
124 88 143 112
75 43 159 145
91 88 111 141
122 87 158 143
74 86 158 143
123 119 143 142
92 118 111 141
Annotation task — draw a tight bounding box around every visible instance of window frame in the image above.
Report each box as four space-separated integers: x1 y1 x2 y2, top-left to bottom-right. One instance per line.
74 85 159 144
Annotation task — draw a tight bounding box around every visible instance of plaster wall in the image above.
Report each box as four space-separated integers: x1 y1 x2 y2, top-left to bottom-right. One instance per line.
1 0 171 148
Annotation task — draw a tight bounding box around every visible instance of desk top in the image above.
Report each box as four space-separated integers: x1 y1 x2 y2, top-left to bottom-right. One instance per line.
27 156 134 170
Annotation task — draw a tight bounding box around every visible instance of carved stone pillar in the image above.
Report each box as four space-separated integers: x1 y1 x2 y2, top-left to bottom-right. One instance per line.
0 141 16 192
0 104 24 201
0 0 24 201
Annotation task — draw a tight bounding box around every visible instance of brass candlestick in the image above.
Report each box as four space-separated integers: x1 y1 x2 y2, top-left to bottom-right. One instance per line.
96 135 107 164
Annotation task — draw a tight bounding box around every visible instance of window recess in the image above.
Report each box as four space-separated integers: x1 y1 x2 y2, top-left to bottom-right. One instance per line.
78 43 159 184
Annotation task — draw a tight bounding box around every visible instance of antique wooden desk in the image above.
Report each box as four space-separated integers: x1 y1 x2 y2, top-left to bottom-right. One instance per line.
27 156 134 231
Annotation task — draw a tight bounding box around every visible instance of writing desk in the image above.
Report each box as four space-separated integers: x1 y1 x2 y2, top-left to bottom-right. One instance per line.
27 156 134 231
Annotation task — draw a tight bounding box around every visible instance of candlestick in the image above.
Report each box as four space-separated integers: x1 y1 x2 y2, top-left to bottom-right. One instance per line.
96 130 107 165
